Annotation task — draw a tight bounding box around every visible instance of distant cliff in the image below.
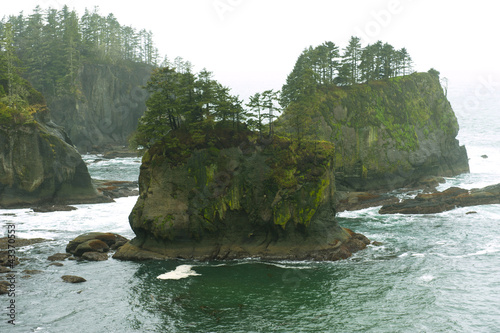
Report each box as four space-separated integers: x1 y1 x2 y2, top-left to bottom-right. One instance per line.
114 130 370 261
49 63 152 152
279 72 469 190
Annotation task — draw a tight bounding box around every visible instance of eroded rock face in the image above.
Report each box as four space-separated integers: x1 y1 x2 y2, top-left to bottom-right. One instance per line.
49 63 152 152
114 134 370 261
0 120 106 208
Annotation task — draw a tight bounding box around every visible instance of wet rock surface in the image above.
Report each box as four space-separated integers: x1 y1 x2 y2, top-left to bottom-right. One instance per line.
61 275 86 283
379 183 500 214
66 232 128 261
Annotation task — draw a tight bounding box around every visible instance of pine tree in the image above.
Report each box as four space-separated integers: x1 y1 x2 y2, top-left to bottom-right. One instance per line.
340 36 362 85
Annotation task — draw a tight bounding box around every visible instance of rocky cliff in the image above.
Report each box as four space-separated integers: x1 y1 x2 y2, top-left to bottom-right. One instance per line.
0 115 105 208
49 63 152 152
280 72 469 190
114 130 370 261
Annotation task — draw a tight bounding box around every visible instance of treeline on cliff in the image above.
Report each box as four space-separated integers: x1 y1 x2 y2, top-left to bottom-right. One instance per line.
281 36 414 107
132 37 415 148
0 22 46 126
132 57 282 149
0 6 158 99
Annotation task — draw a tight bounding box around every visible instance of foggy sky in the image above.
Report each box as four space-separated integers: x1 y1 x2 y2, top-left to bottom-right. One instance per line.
2 0 500 100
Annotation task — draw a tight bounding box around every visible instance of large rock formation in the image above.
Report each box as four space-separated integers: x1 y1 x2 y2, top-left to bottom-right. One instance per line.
115 73 470 261
0 116 106 208
49 63 152 152
114 131 370 261
279 72 469 190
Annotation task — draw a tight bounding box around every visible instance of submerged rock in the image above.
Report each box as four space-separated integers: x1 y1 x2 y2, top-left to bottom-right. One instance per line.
379 183 500 214
32 205 77 213
47 253 72 261
0 237 48 250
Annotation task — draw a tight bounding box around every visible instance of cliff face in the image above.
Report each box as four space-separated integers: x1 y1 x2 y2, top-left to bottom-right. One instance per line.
49 63 151 152
114 132 369 261
0 118 103 208
281 73 469 190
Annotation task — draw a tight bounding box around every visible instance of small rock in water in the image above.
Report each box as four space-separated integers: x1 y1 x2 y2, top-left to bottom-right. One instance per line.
23 269 43 275
481 155 488 159
0 282 9 294
466 211 478 215
32 205 77 213
0 266 11 273
48 253 72 261
49 262 64 267
61 275 86 283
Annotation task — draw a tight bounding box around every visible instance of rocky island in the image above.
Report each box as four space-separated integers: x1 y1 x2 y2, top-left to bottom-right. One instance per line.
114 46 470 261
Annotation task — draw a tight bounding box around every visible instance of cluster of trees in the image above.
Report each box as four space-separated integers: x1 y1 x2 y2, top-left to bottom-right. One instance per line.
134 57 282 148
281 36 413 106
0 26 45 125
0 6 158 97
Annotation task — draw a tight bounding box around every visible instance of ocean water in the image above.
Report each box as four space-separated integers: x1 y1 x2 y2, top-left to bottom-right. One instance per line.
1 81 500 332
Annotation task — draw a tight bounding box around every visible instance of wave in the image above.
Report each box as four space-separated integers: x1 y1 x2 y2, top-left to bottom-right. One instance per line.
157 264 201 280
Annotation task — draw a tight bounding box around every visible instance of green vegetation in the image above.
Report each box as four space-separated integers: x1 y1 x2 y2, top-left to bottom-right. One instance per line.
142 126 336 231
0 22 46 126
281 37 414 107
132 36 421 155
0 6 158 99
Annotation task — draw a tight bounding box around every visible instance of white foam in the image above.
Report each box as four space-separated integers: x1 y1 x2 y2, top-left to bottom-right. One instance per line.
419 274 435 282
157 265 201 280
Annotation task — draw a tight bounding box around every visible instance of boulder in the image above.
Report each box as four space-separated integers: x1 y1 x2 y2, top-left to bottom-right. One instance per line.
61 275 86 283
73 240 109 257
81 252 108 261
66 232 128 255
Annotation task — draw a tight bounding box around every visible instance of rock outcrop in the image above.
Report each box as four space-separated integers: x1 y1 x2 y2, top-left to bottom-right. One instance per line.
48 63 152 152
66 232 129 261
0 119 108 208
379 184 500 214
114 131 371 261
279 72 469 191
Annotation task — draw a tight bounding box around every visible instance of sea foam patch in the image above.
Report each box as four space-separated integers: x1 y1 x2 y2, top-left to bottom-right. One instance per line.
157 265 201 280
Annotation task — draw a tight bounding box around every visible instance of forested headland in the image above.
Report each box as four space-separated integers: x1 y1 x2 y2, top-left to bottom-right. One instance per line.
0 6 158 100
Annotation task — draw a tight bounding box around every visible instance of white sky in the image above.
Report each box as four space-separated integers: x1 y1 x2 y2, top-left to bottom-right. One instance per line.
2 0 500 100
